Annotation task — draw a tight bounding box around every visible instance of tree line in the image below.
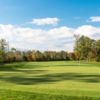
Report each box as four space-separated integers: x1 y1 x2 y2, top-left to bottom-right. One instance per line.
0 35 100 63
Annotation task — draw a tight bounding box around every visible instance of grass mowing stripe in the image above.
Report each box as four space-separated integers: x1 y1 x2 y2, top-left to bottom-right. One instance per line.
0 61 100 100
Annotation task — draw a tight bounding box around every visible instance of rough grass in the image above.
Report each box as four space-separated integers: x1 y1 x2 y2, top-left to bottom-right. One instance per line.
0 61 100 100
0 89 100 100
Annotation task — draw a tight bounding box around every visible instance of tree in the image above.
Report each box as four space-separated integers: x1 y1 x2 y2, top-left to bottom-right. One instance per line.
0 39 8 62
95 39 100 61
74 35 94 60
68 52 76 60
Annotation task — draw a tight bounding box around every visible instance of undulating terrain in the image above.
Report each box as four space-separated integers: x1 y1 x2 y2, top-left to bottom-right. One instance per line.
0 61 100 100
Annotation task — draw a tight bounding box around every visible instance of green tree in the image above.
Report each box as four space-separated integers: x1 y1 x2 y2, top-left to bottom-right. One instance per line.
74 35 94 60
0 39 8 62
95 39 100 61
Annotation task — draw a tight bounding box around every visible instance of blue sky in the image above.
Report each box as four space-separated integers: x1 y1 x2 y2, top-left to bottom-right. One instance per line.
0 0 100 51
0 0 100 26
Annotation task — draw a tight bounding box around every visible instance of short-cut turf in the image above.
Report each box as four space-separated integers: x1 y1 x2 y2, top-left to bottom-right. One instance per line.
0 61 100 100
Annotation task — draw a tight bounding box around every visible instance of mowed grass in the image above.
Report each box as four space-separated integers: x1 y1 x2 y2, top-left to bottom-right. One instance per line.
0 61 100 100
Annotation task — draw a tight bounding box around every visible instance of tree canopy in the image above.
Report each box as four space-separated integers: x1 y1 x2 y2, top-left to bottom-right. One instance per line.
0 36 100 63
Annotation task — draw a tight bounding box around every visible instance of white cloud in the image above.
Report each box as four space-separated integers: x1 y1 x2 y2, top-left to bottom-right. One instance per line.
88 16 100 22
31 17 59 25
75 25 100 37
0 24 100 51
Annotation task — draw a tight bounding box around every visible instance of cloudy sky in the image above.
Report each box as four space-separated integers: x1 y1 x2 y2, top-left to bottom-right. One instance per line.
0 0 100 51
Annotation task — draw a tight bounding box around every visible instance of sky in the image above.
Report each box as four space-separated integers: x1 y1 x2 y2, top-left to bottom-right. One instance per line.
0 0 100 51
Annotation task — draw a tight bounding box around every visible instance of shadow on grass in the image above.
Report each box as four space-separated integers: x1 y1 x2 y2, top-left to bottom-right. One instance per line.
0 73 100 85
0 62 100 85
0 62 47 73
